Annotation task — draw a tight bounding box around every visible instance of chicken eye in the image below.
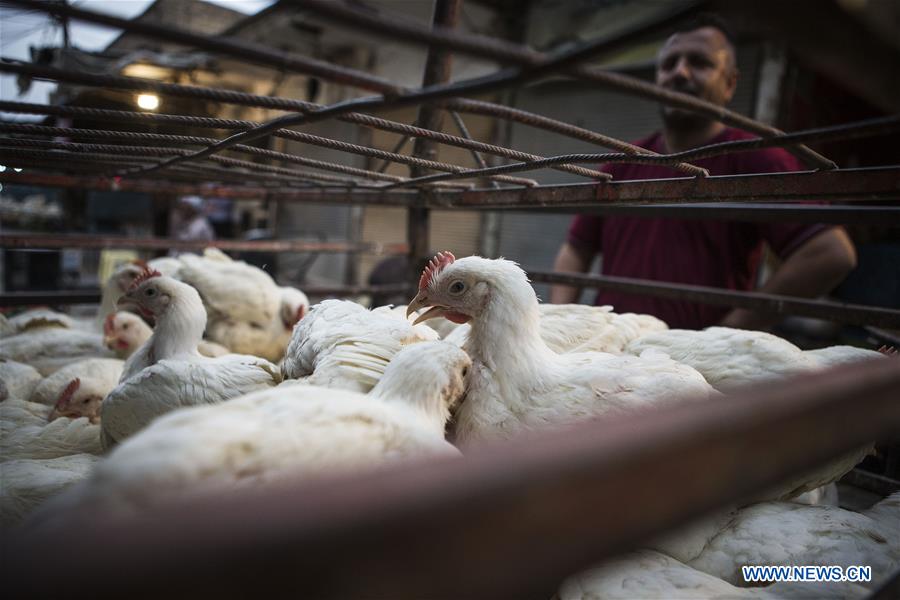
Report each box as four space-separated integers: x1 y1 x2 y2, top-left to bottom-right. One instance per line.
145 288 156 297
449 280 466 295
123 323 130 329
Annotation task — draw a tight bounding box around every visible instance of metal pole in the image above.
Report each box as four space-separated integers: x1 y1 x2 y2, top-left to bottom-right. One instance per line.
407 0 463 284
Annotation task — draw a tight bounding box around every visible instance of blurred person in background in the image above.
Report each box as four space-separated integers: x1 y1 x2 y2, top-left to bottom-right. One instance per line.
169 195 215 257
550 13 856 331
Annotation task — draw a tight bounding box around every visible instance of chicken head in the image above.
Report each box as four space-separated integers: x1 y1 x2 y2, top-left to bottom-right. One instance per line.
406 251 514 325
103 312 153 358
48 378 104 424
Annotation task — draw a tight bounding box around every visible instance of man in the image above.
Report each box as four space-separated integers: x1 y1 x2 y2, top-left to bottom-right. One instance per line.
169 195 215 257
550 15 856 330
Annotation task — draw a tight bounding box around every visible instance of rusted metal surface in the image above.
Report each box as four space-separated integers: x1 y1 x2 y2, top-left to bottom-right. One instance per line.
528 271 900 329
4 358 899 600
4 168 900 209
0 234 409 255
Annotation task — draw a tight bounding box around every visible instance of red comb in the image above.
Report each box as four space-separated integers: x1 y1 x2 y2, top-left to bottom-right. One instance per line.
103 313 116 336
55 378 81 411
878 345 897 356
128 267 163 292
419 251 455 292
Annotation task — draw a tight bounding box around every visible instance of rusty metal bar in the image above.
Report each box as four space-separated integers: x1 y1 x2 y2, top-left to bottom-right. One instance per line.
448 110 498 188
445 98 707 177
528 271 900 329
0 82 637 182
3 167 899 207
3 1 706 175
0 134 409 185
291 0 834 170
0 284 413 307
0 122 539 187
0 142 390 188
54 15 727 178
406 0 461 283
0 234 409 255
4 358 899 599
385 115 900 188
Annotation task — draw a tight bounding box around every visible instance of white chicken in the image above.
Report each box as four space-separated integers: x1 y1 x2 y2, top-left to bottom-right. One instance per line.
443 303 668 354
0 453 99 528
101 270 281 448
625 328 891 500
688 493 900 590
559 549 868 600
174 249 281 345
0 359 43 402
405 252 716 446
1 398 51 431
0 260 159 342
282 299 439 392
28 358 123 407
2 378 105 460
625 327 889 392
0 328 112 376
32 340 469 523
0 309 75 337
203 286 308 363
103 311 229 360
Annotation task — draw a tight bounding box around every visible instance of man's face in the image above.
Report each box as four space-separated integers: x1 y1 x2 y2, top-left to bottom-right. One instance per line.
656 27 738 130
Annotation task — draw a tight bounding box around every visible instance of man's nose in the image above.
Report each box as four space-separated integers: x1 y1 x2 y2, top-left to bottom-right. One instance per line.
670 56 691 81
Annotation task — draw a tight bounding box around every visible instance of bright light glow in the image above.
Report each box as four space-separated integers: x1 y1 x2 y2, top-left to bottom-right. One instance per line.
0 165 6 172
136 93 160 110
13 167 22 172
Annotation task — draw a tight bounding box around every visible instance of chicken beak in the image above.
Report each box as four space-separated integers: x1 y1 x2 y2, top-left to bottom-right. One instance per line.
117 294 138 311
103 335 115 349
413 306 453 325
407 291 457 325
406 292 429 318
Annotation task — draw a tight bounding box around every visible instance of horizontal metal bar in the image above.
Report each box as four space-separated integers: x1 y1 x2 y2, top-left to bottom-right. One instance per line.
0 284 414 307
0 291 103 307
840 468 900 497
4 358 899 599
0 234 409 255
427 167 900 206
385 116 900 188
555 203 900 225
0 171 396 201
0 123 539 187
529 271 900 329
3 168 900 206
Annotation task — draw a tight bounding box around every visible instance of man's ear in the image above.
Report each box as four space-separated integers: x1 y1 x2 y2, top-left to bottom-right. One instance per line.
725 68 739 103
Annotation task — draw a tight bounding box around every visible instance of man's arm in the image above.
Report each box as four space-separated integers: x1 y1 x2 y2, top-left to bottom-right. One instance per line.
720 227 857 330
550 242 595 304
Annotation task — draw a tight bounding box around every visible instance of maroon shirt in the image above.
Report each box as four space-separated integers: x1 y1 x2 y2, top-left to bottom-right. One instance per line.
567 127 829 329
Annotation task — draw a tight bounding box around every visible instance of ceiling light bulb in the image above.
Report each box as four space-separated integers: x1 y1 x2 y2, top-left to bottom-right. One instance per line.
137 93 160 110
